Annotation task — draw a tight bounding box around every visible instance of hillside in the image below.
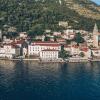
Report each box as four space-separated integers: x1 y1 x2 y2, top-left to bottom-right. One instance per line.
65 0 100 20
0 0 100 35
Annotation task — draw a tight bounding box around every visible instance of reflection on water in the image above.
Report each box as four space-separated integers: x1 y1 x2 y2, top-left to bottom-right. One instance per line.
0 61 100 100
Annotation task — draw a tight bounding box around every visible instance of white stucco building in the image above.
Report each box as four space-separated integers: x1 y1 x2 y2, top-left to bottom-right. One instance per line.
35 35 45 41
91 48 100 57
53 32 61 36
64 44 91 58
19 32 27 38
64 29 74 35
28 41 61 57
61 29 75 40
0 45 20 59
40 49 59 60
70 45 80 56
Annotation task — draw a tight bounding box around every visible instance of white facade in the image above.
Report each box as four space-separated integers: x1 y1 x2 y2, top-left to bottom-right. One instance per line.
61 33 75 40
64 45 91 58
19 32 27 38
28 42 61 56
40 50 59 59
0 45 20 58
59 21 68 27
71 46 80 56
53 32 61 36
35 35 45 41
64 45 71 53
0 45 15 58
3 38 13 44
91 49 100 57
64 29 74 35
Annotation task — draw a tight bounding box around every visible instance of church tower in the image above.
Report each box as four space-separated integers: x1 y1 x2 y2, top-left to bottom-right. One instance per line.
0 30 2 41
93 23 99 35
93 23 99 48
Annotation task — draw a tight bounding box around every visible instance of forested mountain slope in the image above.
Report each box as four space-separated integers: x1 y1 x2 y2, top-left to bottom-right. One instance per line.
0 0 100 34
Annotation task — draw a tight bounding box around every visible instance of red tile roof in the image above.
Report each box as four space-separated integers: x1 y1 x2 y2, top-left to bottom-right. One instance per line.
80 47 89 52
33 44 61 47
33 41 58 43
91 48 100 50
2 44 19 48
42 49 59 51
32 41 61 47
72 45 79 48
64 45 71 48
10 39 25 45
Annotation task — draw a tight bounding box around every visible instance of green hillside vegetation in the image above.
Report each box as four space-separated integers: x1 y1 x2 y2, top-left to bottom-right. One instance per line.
0 0 100 36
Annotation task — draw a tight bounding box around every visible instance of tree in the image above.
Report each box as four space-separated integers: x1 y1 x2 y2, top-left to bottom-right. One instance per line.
59 45 70 59
79 52 85 57
7 32 18 38
66 39 71 45
29 24 44 36
44 36 50 41
0 0 100 34
91 50 94 58
54 36 57 42
74 32 85 45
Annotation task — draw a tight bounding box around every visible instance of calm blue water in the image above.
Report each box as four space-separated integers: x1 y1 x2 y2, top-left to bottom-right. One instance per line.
0 61 100 100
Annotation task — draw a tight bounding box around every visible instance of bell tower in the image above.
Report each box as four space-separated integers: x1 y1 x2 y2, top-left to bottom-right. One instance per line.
93 23 98 35
93 23 99 48
0 30 2 41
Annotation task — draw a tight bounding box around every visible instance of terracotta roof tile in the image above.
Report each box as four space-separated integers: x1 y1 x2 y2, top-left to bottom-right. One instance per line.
42 49 59 51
